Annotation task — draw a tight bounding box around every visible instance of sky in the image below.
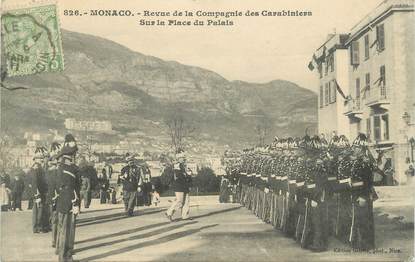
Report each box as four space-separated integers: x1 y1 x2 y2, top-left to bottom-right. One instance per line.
4 0 384 91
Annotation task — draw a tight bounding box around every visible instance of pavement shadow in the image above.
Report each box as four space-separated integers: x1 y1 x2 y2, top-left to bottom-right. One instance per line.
76 220 172 244
80 206 125 214
77 207 166 227
79 224 218 261
75 220 198 253
190 206 242 220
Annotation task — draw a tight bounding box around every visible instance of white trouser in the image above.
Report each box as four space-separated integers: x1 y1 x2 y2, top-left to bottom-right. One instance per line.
166 192 190 219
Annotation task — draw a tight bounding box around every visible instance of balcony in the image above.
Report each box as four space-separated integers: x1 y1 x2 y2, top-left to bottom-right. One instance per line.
365 85 390 109
344 98 363 119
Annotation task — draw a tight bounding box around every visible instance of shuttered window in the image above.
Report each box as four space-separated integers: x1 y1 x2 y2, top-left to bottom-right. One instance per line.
356 78 361 102
374 116 381 141
365 73 370 92
377 24 385 51
325 83 329 105
351 41 360 65
364 35 370 60
366 118 371 140
319 85 324 108
380 65 386 86
330 80 337 103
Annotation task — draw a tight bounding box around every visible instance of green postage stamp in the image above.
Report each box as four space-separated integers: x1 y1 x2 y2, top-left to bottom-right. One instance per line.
2 4 64 77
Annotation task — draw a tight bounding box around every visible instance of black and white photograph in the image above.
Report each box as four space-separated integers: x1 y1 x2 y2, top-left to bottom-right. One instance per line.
0 0 414 261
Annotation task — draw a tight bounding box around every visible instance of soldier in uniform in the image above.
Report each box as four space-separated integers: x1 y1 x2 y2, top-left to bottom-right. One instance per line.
47 142 61 247
349 134 377 250
286 154 298 237
55 134 81 262
294 156 306 243
140 161 153 206
31 146 49 233
118 154 143 216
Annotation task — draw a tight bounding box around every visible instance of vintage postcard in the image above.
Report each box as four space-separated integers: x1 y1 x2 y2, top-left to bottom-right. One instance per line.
0 0 414 261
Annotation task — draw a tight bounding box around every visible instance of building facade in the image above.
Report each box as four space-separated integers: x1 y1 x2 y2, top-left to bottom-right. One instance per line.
64 118 112 132
311 0 414 184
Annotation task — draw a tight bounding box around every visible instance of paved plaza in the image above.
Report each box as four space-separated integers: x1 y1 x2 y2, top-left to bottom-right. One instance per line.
1 196 413 262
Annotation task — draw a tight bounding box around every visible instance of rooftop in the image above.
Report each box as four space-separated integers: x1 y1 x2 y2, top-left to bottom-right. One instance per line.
347 0 414 43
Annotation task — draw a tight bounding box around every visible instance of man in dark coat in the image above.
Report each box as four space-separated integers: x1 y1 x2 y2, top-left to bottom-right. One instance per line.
11 174 24 211
31 146 49 233
118 154 142 216
165 152 193 221
55 134 81 262
99 169 110 204
47 142 61 248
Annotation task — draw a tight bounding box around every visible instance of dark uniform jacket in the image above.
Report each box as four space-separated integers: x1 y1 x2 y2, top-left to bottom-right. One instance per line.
46 165 59 204
56 163 81 213
170 163 192 193
31 163 48 198
11 178 25 194
118 165 142 192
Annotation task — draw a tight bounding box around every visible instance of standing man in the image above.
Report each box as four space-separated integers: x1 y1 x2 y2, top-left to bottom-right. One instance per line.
165 151 192 221
47 142 61 248
141 162 152 206
118 154 142 216
99 169 109 204
11 174 24 211
80 172 91 209
55 134 81 262
31 146 49 233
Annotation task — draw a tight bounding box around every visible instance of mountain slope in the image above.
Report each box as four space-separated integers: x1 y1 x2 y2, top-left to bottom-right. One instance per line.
2 29 317 148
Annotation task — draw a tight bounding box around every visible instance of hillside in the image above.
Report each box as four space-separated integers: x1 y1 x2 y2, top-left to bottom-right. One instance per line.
1 29 317 149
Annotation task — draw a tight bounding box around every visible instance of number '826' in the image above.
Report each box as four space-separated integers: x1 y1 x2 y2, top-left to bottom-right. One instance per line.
63 10 81 16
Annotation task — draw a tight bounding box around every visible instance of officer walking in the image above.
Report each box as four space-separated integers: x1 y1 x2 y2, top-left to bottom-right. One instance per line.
118 154 143 216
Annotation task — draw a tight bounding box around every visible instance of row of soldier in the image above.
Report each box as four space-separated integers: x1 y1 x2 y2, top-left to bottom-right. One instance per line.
27 133 167 262
224 134 377 252
28 134 82 262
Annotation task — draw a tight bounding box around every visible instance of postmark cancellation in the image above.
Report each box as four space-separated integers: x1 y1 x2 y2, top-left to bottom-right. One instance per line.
1 3 64 77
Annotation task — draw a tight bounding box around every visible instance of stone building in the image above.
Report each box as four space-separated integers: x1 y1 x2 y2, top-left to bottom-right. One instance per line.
310 0 414 184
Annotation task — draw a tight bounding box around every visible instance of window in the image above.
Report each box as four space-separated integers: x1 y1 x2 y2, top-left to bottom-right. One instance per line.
374 115 381 141
380 65 386 86
365 73 371 95
366 118 371 141
364 35 370 60
376 24 385 51
319 86 324 108
382 114 389 140
324 61 328 76
318 64 323 78
355 78 361 105
328 54 334 72
351 41 360 65
325 83 329 105
373 114 389 141
330 80 337 103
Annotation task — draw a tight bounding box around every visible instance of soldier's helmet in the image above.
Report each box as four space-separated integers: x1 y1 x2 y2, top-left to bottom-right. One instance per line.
49 142 62 160
353 133 368 147
338 135 350 148
33 146 48 161
54 134 78 161
330 135 340 147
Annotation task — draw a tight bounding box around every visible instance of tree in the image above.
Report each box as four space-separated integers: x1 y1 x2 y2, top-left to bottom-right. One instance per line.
0 133 16 173
194 167 220 193
164 106 196 153
255 116 272 146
